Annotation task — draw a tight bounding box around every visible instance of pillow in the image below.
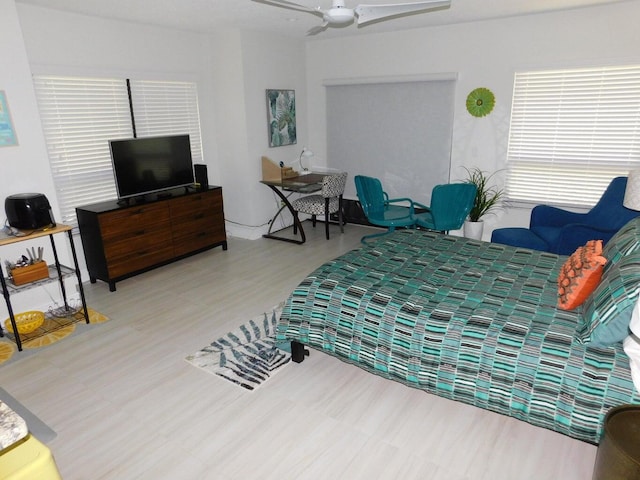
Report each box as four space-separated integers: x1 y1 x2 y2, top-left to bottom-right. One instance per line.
623 334 640 394
602 216 640 268
578 252 640 346
557 240 606 310
623 297 640 394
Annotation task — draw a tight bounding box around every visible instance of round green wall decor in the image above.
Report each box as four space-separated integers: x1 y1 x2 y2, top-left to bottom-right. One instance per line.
466 87 495 117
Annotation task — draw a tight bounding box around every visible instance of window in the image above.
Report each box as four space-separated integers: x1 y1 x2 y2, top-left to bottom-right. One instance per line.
506 65 640 207
129 80 203 163
33 75 203 225
326 76 456 205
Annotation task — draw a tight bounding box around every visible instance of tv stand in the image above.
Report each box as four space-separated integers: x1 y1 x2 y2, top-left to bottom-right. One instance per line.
116 196 147 206
76 186 227 292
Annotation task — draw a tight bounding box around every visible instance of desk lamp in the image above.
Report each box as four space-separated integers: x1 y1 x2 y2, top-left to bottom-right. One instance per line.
624 170 640 210
298 147 314 172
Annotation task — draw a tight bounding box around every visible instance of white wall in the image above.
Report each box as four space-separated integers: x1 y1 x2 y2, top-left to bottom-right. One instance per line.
0 0 64 316
225 31 307 239
305 1 640 238
0 2 52 201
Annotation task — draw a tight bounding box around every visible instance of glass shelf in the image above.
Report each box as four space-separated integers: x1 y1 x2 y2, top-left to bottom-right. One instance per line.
4 264 75 294
0 224 88 352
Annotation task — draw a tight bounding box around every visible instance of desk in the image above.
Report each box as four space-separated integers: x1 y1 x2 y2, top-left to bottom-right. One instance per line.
0 224 89 351
261 173 325 244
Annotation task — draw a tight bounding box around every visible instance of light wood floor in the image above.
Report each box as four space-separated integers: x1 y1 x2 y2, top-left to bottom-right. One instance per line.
1 222 597 479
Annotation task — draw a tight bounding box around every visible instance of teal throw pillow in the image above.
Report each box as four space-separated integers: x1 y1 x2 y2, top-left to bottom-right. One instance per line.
578 252 640 346
602 217 640 268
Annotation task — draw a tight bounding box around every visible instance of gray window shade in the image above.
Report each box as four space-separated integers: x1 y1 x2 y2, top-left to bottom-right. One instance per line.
129 80 203 164
33 75 132 225
326 78 456 205
506 65 640 207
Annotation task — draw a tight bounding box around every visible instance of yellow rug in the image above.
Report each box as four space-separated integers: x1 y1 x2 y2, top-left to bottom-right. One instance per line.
0 308 108 365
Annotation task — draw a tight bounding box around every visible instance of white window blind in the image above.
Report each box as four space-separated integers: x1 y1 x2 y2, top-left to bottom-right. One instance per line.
506 65 640 207
129 80 203 164
33 76 133 224
326 78 456 205
33 76 204 226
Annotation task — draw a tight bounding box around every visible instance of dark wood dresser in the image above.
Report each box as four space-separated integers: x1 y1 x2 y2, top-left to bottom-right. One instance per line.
76 186 227 291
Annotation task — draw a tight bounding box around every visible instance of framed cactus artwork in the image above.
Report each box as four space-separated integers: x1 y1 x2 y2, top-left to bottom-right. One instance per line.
266 89 296 147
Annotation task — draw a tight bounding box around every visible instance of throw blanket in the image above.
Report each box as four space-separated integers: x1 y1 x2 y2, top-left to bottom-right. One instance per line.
278 229 640 443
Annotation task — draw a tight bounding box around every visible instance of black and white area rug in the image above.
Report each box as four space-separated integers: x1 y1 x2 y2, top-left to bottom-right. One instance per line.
185 307 291 391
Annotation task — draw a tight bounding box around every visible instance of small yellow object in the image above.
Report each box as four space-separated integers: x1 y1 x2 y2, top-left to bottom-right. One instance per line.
0 434 62 479
4 311 45 334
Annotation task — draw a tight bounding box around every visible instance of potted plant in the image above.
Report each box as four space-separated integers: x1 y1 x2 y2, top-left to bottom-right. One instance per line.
463 167 504 240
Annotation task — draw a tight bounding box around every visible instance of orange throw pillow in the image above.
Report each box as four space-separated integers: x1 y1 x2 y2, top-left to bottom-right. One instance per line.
558 240 607 310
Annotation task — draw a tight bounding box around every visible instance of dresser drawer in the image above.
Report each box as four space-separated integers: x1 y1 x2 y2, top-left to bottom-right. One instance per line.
173 221 226 257
107 245 175 278
99 203 170 240
104 225 173 263
170 190 222 223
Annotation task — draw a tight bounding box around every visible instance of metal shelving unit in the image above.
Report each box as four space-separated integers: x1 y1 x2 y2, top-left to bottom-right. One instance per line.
0 225 88 351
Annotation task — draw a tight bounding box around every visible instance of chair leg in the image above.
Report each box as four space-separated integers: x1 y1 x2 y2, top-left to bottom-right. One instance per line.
325 204 330 240
293 213 299 235
360 230 393 244
338 196 345 233
312 215 316 228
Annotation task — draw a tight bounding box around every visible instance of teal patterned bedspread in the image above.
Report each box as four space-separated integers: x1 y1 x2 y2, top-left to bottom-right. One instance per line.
277 229 640 443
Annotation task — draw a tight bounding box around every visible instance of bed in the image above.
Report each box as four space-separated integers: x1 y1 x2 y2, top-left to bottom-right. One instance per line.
276 222 640 444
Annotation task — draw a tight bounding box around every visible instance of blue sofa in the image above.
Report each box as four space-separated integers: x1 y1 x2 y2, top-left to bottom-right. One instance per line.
491 176 640 255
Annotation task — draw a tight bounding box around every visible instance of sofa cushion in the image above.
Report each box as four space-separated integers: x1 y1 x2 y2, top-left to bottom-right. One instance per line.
490 227 548 251
557 240 606 311
578 252 640 346
531 226 563 252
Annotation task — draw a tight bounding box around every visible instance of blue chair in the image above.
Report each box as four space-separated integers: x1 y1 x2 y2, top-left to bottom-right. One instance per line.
354 175 417 244
491 177 640 255
412 183 477 233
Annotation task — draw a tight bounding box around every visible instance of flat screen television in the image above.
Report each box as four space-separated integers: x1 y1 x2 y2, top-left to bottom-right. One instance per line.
109 134 195 199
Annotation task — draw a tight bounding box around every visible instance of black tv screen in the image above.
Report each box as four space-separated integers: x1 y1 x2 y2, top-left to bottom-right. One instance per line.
110 134 195 199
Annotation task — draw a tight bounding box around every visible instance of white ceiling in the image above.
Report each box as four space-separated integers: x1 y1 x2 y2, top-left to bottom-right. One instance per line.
15 0 631 39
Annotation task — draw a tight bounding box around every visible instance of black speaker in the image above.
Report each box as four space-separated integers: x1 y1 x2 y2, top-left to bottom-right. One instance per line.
194 164 208 191
291 341 309 363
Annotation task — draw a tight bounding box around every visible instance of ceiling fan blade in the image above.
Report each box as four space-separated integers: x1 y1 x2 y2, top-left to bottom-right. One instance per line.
354 0 450 26
253 0 324 18
307 21 329 36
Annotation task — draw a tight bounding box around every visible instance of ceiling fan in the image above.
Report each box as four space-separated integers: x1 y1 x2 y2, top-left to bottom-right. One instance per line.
254 0 451 35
